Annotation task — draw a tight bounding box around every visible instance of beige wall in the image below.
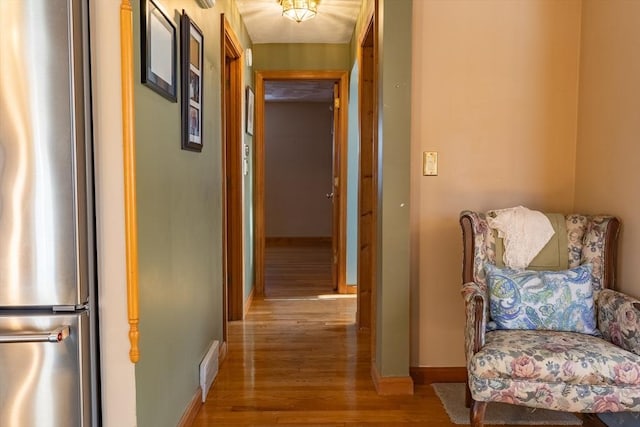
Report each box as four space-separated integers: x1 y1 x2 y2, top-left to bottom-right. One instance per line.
265 102 334 237
90 1 137 426
410 0 582 366
265 102 333 237
574 0 640 298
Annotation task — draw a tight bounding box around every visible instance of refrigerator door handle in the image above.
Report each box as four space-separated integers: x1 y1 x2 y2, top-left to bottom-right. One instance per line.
0 325 71 343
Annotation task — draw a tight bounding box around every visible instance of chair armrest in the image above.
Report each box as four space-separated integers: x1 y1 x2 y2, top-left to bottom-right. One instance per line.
461 282 488 362
597 289 640 355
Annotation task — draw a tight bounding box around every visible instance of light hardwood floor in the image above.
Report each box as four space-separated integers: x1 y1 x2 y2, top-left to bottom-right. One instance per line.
190 244 604 426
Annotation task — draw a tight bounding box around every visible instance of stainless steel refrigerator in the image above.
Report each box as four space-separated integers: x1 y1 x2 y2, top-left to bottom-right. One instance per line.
0 0 99 425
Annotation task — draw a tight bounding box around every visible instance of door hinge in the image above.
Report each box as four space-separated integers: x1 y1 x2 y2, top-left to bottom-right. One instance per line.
334 98 340 109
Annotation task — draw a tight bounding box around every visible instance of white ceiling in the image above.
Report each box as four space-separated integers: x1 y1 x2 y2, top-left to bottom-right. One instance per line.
235 0 362 44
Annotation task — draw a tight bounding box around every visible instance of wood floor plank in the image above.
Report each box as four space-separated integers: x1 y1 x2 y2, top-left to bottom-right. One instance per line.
190 245 599 426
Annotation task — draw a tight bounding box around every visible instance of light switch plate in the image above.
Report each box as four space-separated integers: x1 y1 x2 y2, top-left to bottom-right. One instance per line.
423 151 438 176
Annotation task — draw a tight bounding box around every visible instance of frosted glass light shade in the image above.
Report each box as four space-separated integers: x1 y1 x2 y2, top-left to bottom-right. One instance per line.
281 0 318 23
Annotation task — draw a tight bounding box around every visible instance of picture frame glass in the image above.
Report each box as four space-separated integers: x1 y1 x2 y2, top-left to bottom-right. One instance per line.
142 0 177 102
181 12 204 152
149 10 173 84
188 27 202 146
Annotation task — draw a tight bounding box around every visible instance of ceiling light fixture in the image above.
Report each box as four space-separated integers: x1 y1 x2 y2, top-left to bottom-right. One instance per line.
280 0 318 23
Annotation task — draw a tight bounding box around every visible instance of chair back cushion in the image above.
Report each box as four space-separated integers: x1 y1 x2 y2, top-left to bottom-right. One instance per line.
494 213 569 270
460 211 620 294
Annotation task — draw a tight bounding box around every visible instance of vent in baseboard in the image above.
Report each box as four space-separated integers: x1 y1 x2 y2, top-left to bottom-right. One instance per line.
199 340 219 402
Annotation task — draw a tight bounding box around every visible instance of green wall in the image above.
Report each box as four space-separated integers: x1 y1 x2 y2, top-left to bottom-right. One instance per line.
347 0 413 378
346 61 359 285
244 140 255 303
242 38 255 305
375 0 412 377
253 43 351 71
132 1 252 426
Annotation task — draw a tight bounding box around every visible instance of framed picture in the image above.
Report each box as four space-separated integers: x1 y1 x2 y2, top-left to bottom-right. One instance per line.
140 0 177 102
246 86 254 136
180 11 204 152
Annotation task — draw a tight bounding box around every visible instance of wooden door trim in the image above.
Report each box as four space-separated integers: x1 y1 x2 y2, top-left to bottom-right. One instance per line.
221 15 244 327
358 5 375 47
357 7 378 352
255 70 349 297
331 82 341 293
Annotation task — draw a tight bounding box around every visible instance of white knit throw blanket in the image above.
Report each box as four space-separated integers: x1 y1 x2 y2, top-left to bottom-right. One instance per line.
487 206 555 270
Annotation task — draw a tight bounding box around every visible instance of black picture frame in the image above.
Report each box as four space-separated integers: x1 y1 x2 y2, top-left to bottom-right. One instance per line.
246 86 254 136
180 11 204 152
140 0 177 102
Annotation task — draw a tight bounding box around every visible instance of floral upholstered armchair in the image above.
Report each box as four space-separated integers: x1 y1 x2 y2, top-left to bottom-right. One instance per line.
460 210 640 427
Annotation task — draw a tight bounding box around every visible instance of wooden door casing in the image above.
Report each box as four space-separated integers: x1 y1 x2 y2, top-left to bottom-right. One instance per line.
221 16 244 326
357 12 376 332
254 71 349 297
331 82 341 291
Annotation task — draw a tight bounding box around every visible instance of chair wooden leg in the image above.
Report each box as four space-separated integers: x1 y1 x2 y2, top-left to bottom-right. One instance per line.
470 400 487 427
465 381 472 408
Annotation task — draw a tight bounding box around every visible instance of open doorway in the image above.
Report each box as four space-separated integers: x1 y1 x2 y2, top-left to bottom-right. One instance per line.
357 12 376 332
254 71 349 299
221 16 244 347
262 80 335 298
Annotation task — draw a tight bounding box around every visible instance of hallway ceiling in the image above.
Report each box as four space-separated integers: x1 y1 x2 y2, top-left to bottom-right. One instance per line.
265 80 334 102
235 0 362 44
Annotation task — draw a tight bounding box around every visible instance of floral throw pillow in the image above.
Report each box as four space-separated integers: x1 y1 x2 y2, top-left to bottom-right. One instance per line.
485 263 597 335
